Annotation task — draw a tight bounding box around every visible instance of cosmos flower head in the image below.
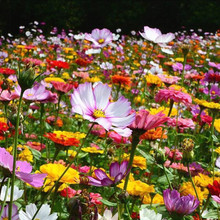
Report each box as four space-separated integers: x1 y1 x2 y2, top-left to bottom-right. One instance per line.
70 82 135 137
85 28 113 48
139 26 175 44
163 189 199 216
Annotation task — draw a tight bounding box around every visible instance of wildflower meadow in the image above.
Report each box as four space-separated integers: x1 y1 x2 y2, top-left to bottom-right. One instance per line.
0 23 219 220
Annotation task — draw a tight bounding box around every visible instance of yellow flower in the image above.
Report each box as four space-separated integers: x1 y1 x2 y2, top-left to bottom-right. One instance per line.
86 76 101 83
179 182 208 203
194 98 220 110
175 57 184 62
169 85 187 93
44 77 65 83
145 74 163 87
68 150 77 158
82 147 104 154
142 193 164 205
0 117 7 123
53 131 86 140
40 163 80 184
122 153 146 170
150 106 177 117
214 119 220 132
193 173 213 188
42 178 67 192
62 72 71 80
215 146 220 154
117 180 154 197
6 145 33 163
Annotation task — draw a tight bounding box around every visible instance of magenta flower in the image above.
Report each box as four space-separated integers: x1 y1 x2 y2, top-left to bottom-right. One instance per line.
0 204 19 220
167 118 195 132
129 110 169 132
139 26 175 44
88 161 129 187
0 147 47 187
163 189 199 216
85 28 113 48
70 82 135 137
17 84 58 103
155 88 192 106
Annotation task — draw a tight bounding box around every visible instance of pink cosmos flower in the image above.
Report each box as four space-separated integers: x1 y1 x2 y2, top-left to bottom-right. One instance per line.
157 74 181 85
0 147 46 187
51 81 74 93
155 88 192 106
70 82 135 137
167 118 195 132
129 109 169 131
0 89 19 102
139 26 175 44
18 84 58 103
85 28 113 48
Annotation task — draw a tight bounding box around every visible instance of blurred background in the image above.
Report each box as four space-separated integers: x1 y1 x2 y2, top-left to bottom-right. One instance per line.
0 0 219 36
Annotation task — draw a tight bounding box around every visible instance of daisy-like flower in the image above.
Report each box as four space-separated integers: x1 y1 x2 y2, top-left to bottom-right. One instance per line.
0 147 46 187
70 82 135 137
163 189 199 216
0 185 23 201
167 118 195 132
139 26 175 44
155 87 192 106
85 28 113 48
139 207 162 220
88 161 129 187
98 209 118 220
19 203 58 220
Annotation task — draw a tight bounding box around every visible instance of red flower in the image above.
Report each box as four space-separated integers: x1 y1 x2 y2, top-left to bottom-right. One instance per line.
208 180 220 197
74 58 92 67
51 81 74 93
47 59 70 69
0 68 16 75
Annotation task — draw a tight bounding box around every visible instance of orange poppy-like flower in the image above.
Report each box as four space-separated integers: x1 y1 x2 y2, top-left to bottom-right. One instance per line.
140 127 167 140
112 75 131 86
74 58 92 67
44 132 80 147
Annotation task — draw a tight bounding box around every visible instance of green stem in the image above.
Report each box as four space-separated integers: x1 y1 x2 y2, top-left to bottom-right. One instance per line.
40 103 44 149
124 131 140 191
9 89 24 220
0 179 10 218
52 147 60 162
162 164 173 190
167 100 174 117
187 163 202 220
31 122 95 220
211 112 216 180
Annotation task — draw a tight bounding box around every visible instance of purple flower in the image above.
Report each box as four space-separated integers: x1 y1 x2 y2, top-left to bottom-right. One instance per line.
203 84 220 100
88 161 129 186
70 82 135 137
139 26 175 44
172 62 192 72
85 28 113 48
0 147 47 187
163 189 199 216
21 84 58 103
0 204 19 220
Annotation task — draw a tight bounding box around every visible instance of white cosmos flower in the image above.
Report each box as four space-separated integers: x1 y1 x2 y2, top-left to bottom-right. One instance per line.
140 208 162 220
98 209 118 220
19 203 58 220
0 185 24 201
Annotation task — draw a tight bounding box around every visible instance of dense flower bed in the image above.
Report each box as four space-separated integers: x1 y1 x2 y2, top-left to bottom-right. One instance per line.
0 23 219 219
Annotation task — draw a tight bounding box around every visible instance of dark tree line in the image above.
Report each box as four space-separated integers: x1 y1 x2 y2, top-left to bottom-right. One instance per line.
0 0 219 36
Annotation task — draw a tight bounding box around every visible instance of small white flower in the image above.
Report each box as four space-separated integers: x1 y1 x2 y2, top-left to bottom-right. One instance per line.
85 48 101 55
19 203 58 220
98 209 118 220
140 208 162 220
0 185 24 201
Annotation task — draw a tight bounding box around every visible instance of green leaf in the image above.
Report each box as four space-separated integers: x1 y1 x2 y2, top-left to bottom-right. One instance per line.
157 174 174 185
28 147 41 160
202 210 218 219
136 148 154 164
212 135 219 143
99 199 117 207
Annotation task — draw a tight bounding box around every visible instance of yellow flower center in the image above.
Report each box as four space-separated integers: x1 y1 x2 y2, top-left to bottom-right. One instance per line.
93 109 105 118
98 39 105 44
28 93 33 96
211 91 216 94
3 218 8 220
16 166 20 172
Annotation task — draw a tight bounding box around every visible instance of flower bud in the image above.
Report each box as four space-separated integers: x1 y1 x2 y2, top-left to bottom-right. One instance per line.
181 138 194 163
181 44 190 57
17 68 36 91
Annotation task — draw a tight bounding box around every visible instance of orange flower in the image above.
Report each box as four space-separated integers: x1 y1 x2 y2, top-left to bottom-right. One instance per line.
140 127 167 140
112 75 131 86
44 132 80 147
